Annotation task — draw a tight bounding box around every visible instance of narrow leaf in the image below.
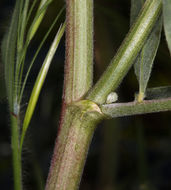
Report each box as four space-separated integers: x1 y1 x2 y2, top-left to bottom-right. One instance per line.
20 23 65 150
17 0 30 52
131 0 162 102
1 0 20 110
28 0 53 43
163 0 171 54
18 7 65 104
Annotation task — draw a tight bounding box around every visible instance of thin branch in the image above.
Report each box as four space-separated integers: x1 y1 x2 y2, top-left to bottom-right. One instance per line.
86 0 162 104
101 98 171 118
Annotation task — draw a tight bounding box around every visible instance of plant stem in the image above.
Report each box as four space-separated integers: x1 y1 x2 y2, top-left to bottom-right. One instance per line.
45 1 95 189
11 115 22 190
86 0 162 104
64 0 93 103
45 101 103 190
101 98 171 118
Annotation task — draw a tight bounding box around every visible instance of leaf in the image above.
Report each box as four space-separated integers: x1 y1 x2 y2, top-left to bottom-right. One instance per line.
27 0 53 43
163 0 171 54
1 0 20 110
20 23 65 150
131 0 162 102
18 7 65 104
17 0 30 51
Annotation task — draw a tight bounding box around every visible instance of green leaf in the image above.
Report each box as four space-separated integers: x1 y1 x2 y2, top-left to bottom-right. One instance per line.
18 7 65 105
17 0 30 52
20 23 65 150
131 0 162 102
1 0 20 110
27 0 53 43
163 0 171 54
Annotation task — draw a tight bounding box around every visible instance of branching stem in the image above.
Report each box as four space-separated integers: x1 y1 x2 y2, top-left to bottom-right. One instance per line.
86 0 162 104
101 98 171 118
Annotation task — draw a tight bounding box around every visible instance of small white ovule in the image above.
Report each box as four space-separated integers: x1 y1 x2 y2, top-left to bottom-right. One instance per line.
106 92 118 104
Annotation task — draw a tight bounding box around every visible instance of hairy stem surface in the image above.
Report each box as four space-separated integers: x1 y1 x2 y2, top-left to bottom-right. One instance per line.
45 0 95 189
86 0 162 104
64 0 93 103
11 115 22 190
101 98 171 118
45 101 103 190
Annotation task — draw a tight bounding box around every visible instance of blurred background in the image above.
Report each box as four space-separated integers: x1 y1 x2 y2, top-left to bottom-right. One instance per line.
0 0 171 190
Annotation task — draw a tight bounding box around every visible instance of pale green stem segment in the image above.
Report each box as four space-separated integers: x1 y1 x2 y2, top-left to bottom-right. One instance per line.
86 0 162 105
145 86 171 99
45 101 103 190
11 115 22 190
20 23 65 150
64 0 93 103
101 98 171 118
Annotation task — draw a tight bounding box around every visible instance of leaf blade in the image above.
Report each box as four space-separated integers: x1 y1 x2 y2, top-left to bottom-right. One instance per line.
163 0 171 54
18 7 65 104
131 0 162 102
1 0 20 110
28 0 53 43
20 23 65 150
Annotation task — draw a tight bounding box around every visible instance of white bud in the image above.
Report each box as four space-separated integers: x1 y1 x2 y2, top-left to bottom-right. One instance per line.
106 92 118 104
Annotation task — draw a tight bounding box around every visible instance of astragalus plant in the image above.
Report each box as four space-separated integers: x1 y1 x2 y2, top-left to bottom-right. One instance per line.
1 0 171 190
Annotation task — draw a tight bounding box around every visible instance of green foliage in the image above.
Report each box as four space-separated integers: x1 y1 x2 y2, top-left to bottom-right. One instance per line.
131 0 162 102
163 0 171 54
1 0 64 189
28 0 53 43
20 23 65 150
2 0 171 189
87 0 162 104
1 0 20 110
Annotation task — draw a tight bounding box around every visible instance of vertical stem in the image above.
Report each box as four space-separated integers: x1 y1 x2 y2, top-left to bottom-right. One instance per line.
45 101 103 190
11 115 22 190
45 0 95 189
64 0 93 103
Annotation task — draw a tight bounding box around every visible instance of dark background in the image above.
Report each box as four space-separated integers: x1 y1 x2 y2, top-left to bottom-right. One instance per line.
0 0 171 190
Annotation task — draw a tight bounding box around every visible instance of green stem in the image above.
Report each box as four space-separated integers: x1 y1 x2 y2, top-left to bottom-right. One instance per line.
101 98 171 118
86 0 162 104
11 115 22 190
45 1 95 189
64 0 93 103
45 101 103 190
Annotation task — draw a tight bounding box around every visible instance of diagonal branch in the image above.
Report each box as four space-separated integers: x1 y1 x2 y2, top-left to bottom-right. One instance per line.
86 0 162 105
